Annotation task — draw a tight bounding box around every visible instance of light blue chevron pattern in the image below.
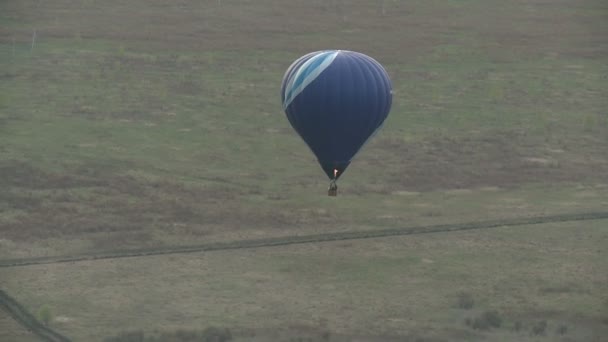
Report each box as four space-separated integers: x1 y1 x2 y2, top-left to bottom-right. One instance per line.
282 50 339 109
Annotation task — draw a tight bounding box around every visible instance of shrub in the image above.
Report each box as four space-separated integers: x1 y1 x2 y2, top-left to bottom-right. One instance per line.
464 317 472 327
513 321 522 332
201 326 232 342
103 327 232 342
556 324 568 335
37 305 52 327
103 330 145 342
531 320 547 336
470 310 502 330
456 293 475 310
174 329 198 341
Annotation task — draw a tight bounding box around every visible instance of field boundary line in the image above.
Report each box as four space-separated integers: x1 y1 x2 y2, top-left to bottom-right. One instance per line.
0 289 72 342
1 211 607 268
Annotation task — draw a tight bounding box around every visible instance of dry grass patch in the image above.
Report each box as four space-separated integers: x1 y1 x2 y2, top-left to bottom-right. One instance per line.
1 220 606 341
0 309 39 342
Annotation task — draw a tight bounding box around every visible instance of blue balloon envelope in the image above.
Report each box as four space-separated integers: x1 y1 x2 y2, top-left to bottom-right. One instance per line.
281 50 392 188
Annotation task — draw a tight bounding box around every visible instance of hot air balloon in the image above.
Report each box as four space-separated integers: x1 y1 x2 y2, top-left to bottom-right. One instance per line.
281 50 392 196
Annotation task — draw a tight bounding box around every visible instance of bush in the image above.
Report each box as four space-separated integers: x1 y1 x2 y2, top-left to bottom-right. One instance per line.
456 293 475 310
531 320 547 336
37 305 52 327
103 327 232 342
464 317 472 327
469 310 502 330
173 329 199 341
103 330 144 342
201 326 232 342
513 321 522 332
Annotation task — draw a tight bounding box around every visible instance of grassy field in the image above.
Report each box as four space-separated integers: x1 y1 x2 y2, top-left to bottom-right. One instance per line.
1 0 607 255
1 0 607 340
0 310 39 342
2 221 607 341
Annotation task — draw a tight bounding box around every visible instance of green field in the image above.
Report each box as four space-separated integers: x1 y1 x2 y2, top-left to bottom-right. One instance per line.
1 0 607 341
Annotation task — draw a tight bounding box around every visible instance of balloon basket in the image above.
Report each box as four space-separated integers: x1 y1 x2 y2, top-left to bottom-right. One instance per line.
328 182 338 196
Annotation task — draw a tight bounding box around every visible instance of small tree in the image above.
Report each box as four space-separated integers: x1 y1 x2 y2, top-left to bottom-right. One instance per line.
38 305 52 326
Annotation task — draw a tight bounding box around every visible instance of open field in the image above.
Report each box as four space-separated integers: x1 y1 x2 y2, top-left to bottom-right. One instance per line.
2 220 607 341
2 183 608 261
0 289 71 342
0 211 606 269
1 0 607 340
1 0 607 257
0 310 39 342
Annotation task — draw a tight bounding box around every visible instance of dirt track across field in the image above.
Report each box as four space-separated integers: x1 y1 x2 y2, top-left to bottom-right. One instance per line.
1 211 606 269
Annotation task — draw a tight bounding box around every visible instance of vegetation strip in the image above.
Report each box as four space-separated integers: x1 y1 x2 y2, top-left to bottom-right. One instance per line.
1 211 607 269
0 290 72 342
